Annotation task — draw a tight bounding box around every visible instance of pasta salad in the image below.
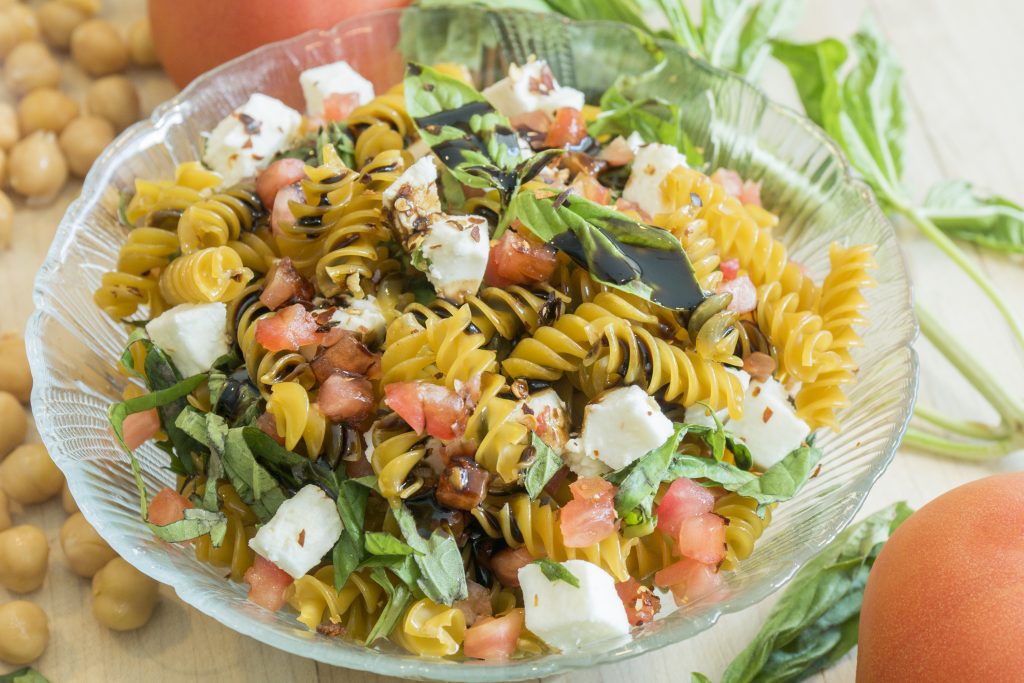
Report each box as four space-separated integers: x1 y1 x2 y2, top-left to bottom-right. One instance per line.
96 57 874 659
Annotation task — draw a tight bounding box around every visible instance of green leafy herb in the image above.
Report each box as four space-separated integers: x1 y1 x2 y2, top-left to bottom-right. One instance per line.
393 503 468 605
150 507 228 545
221 428 288 522
332 478 372 590
533 558 580 588
719 502 913 683
208 370 262 427
922 180 1024 254
365 531 419 557
0 668 50 683
691 674 714 683
686 407 754 470
544 0 648 28
366 568 414 645
502 191 704 310
276 121 355 168
238 425 307 489
606 425 687 530
523 433 564 499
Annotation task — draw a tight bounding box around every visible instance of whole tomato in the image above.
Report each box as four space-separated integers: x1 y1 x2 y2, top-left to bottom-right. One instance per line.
148 0 413 87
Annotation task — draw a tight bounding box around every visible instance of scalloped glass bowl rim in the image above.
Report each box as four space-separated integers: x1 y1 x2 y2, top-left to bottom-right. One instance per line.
27 6 917 681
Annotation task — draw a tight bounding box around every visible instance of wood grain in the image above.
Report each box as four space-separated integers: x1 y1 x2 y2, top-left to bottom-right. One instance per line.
2 0 1022 681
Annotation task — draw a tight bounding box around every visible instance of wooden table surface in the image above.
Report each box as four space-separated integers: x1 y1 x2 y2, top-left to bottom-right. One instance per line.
2 0 1023 681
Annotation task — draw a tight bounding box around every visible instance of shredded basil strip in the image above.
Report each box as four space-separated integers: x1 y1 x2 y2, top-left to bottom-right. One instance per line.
533 558 580 588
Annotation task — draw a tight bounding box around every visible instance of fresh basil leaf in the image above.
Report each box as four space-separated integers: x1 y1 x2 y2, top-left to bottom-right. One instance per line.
543 0 649 29
516 148 563 186
405 62 521 197
686 409 754 470
690 674 714 683
393 503 469 605
700 0 806 79
523 433 564 499
138 338 204 476
533 558 580 588
416 0 553 11
365 531 419 557
734 443 823 508
209 369 262 426
332 478 371 590
721 502 913 683
770 37 847 128
923 179 1024 254
0 668 50 683
221 428 288 522
503 191 704 310
366 568 414 645
108 373 207 519
150 507 228 545
607 425 687 527
239 426 307 489
276 121 355 169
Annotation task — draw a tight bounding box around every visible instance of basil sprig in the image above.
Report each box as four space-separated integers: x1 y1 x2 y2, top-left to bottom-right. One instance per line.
392 503 468 605
533 558 580 588
523 433 564 499
922 180 1024 254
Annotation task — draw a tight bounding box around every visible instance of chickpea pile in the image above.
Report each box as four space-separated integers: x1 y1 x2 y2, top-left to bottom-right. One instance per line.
0 0 161 250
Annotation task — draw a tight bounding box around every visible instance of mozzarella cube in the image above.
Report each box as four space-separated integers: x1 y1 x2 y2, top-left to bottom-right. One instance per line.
383 156 441 243
415 213 490 303
482 59 585 118
519 559 630 651
580 385 674 471
511 388 569 453
330 295 387 342
145 303 229 377
299 60 374 118
728 376 810 469
202 93 302 187
248 485 342 580
562 437 611 478
622 143 689 217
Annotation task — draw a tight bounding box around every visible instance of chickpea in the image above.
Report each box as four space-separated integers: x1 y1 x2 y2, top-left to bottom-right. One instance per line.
8 131 68 201
6 4 40 42
0 488 10 532
0 525 49 593
127 18 158 67
60 512 116 577
59 114 114 177
0 601 48 665
0 191 11 251
3 41 61 95
37 0 89 50
0 391 28 459
0 332 31 402
0 103 18 150
0 147 5 187
92 557 159 631
17 87 80 136
60 0 101 15
85 75 139 132
0 19 17 61
70 19 127 77
0 444 64 505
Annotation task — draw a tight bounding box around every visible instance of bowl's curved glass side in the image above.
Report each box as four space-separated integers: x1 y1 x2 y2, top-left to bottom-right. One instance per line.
28 6 916 681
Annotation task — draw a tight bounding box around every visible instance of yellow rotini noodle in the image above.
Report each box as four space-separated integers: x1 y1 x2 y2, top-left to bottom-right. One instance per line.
266 381 326 456
391 598 466 657
287 566 384 641
158 245 254 305
93 226 178 319
715 492 772 571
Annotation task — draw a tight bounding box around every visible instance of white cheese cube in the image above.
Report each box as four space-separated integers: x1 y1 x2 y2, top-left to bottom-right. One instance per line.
382 156 441 242
728 376 810 470
519 559 630 651
248 485 342 580
202 93 302 187
482 59 585 118
562 437 611 478
622 143 689 217
145 303 229 377
330 295 387 342
511 388 569 453
625 131 645 153
415 213 489 303
299 60 375 118
580 385 675 471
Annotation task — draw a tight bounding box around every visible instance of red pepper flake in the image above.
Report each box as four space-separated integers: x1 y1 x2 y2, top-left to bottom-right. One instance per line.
811 464 822 479
297 529 306 547
752 385 762 397
317 623 345 637
762 407 773 423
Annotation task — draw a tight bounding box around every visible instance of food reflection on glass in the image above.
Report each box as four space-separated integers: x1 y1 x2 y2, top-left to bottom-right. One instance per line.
94 57 875 659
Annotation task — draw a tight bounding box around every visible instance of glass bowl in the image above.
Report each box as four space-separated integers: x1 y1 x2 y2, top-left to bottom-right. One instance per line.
27 6 918 681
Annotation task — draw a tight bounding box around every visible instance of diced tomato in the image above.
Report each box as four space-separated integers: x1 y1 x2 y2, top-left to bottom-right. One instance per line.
259 257 314 310
463 609 525 661
254 303 321 352
570 174 611 205
615 197 652 223
711 168 762 207
256 158 306 210
311 330 381 383
384 381 468 440
270 182 305 236
545 108 587 148
598 136 635 167
560 476 618 548
322 92 362 122
509 110 552 133
244 554 293 611
490 546 534 588
656 478 715 538
454 580 493 627
655 558 725 607
317 373 375 425
676 512 727 564
148 487 193 527
122 408 161 451
739 180 762 207
717 275 756 314
720 258 740 281
615 578 662 626
484 229 558 288
256 411 285 446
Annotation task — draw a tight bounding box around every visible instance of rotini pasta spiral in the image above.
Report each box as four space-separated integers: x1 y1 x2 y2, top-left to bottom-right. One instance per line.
818 243 876 365
228 225 281 274
158 246 254 305
125 161 222 226
794 365 854 431
353 121 412 168
381 306 497 389
471 494 636 582
194 482 257 582
177 188 264 254
755 281 839 384
405 285 568 342
626 529 676 580
470 375 532 483
287 567 384 640
93 226 178 319
715 492 772 571
391 598 467 657
347 83 414 137
266 381 326 456
368 416 429 501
